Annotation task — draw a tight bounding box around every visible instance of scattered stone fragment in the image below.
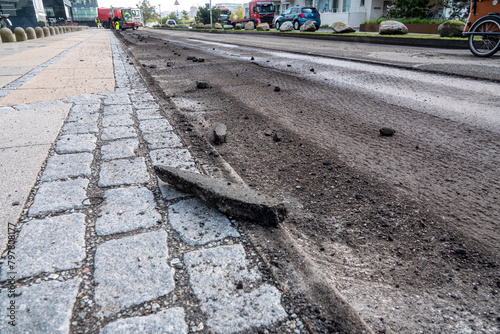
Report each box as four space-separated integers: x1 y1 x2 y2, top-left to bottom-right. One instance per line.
264 130 273 136
274 86 281 92
154 165 287 225
214 123 227 145
167 62 174 67
196 81 210 89
379 127 396 136
273 132 283 142
187 56 196 60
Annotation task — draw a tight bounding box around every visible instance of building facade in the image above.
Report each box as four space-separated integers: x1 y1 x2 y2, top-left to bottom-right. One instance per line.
70 0 97 26
273 0 393 28
0 0 46 28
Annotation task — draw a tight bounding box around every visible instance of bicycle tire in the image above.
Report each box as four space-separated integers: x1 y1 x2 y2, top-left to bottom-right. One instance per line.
468 17 500 57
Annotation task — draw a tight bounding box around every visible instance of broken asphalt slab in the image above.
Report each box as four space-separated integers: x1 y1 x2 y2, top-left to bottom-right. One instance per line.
154 165 287 225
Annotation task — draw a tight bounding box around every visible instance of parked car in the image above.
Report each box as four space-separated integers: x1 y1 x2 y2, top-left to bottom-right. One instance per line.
274 6 320 30
166 19 177 27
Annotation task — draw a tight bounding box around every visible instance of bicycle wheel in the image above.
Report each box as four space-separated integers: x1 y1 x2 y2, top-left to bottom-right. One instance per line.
468 18 500 57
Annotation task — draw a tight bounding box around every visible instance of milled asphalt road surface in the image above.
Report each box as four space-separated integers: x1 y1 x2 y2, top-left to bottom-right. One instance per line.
0 29 291 333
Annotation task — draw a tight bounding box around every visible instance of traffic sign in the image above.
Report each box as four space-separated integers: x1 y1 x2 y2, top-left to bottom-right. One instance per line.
174 0 179 5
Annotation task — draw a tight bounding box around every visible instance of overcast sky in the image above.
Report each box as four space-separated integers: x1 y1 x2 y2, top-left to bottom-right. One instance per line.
97 0 245 14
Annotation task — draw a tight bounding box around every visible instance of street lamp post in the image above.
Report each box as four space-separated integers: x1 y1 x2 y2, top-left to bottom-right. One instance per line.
159 4 162 25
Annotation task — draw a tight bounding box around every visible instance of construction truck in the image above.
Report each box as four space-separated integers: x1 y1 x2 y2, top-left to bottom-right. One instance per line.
230 0 274 27
98 7 142 30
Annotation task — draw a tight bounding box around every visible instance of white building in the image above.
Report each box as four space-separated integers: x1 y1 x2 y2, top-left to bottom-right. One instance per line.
274 0 393 28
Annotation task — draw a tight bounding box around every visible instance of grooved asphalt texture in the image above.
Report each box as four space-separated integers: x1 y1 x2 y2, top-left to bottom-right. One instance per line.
0 31 290 333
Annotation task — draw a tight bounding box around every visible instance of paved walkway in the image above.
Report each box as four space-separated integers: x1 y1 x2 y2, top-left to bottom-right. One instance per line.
0 29 292 333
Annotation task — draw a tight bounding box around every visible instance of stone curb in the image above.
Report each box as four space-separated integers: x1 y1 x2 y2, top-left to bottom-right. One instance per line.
0 25 90 43
153 27 468 49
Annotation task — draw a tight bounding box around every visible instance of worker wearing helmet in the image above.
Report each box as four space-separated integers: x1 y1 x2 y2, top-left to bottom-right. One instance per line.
95 17 101 28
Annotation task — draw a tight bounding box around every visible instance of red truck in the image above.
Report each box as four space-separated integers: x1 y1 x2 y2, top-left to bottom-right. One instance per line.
230 0 275 28
98 7 142 30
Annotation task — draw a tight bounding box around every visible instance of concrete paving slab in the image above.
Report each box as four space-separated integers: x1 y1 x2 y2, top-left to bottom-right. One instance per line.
100 307 188 334
0 102 70 252
0 278 82 334
94 230 175 316
0 213 86 281
0 30 114 107
95 186 161 236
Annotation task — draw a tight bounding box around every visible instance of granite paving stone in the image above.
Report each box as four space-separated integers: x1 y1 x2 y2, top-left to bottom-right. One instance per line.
103 93 131 105
68 103 101 114
102 104 133 115
134 101 159 109
129 92 155 102
143 132 183 149
95 186 161 236
149 148 196 170
41 153 94 181
28 178 89 216
62 120 98 134
139 119 173 134
94 230 175 316
55 133 97 154
158 178 190 201
98 157 149 187
0 214 86 281
100 126 137 141
64 94 102 104
100 138 139 160
100 307 188 334
66 111 99 124
169 198 240 245
102 113 134 127
0 278 82 334
184 244 287 333
135 108 163 120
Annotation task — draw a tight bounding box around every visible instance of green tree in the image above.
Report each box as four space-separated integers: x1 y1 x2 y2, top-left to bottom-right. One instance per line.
388 0 433 19
181 10 189 21
438 0 469 20
195 6 221 25
168 12 178 21
136 0 155 21
230 7 243 21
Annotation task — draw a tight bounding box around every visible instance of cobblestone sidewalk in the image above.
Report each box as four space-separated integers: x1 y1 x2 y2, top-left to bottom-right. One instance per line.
0 32 297 333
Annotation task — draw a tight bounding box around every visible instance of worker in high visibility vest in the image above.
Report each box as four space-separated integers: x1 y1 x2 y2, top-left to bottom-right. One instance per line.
115 20 120 30
95 17 101 29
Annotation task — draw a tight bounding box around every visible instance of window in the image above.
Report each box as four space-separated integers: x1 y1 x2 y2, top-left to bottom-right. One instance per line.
302 8 318 13
361 0 365 6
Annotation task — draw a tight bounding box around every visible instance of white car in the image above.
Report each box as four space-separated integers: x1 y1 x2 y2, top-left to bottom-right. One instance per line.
166 19 177 27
